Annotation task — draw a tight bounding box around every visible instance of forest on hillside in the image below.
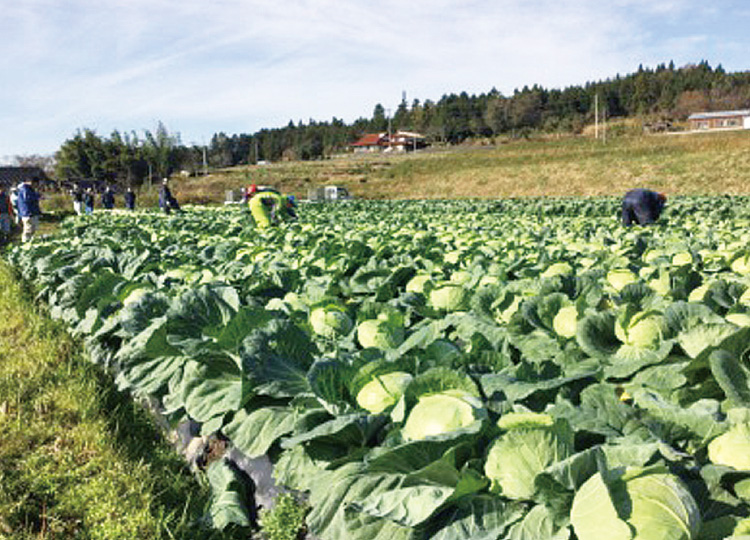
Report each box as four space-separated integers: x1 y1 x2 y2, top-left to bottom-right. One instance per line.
52 61 750 187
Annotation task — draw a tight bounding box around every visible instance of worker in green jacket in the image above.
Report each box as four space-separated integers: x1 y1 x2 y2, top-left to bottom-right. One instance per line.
249 189 297 228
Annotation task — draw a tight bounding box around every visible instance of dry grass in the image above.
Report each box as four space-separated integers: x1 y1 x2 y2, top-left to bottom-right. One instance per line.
168 130 750 203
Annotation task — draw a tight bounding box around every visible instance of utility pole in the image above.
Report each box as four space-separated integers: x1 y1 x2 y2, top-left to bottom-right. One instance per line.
594 94 599 140
386 108 392 150
202 142 208 176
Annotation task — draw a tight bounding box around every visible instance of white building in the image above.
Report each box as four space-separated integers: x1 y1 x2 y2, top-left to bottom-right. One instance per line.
688 110 750 131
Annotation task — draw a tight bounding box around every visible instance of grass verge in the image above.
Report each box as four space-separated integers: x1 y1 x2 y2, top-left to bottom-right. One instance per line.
0 259 248 539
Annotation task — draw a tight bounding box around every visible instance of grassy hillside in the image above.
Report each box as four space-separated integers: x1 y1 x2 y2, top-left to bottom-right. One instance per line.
178 129 750 202
153 129 750 205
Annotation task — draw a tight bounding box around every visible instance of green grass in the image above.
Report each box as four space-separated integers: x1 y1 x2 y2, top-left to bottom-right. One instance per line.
0 260 252 539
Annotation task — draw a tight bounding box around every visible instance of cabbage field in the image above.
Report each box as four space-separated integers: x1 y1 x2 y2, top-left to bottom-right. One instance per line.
8 197 750 539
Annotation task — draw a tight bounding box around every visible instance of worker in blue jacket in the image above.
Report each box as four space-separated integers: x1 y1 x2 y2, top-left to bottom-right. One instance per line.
16 176 42 242
621 188 666 226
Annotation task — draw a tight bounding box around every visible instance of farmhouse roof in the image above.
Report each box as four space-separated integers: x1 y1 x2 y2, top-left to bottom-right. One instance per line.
351 133 387 147
0 166 50 188
688 109 750 120
351 131 426 147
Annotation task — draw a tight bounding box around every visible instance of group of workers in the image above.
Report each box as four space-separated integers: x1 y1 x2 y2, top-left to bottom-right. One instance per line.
70 184 137 214
65 179 297 229
2 174 666 246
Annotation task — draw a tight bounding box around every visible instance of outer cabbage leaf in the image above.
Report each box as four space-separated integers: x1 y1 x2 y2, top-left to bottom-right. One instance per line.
484 413 574 500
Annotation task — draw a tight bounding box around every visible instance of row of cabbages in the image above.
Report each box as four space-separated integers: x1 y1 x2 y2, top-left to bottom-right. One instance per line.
7 198 750 539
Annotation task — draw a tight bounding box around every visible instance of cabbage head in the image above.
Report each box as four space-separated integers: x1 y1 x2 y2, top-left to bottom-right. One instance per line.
553 305 578 338
615 312 666 349
608 268 638 291
357 319 404 350
648 271 671 296
484 412 573 499
727 312 750 327
688 283 711 303
450 270 472 284
402 390 485 441
310 306 353 338
405 274 434 294
494 293 523 324
122 285 155 307
672 252 694 267
429 284 471 312
571 467 701 540
643 248 666 263
708 423 750 470
731 254 750 275
356 371 413 414
541 262 573 278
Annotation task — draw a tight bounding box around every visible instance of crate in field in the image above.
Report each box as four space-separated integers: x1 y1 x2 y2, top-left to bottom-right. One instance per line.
307 185 352 202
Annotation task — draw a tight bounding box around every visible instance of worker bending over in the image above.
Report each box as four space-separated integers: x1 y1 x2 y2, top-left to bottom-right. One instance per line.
249 189 297 228
621 189 666 226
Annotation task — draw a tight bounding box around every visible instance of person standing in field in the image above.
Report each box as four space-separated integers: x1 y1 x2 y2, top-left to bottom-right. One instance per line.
101 185 115 210
83 188 95 214
124 187 136 210
159 178 181 214
0 185 14 244
621 189 666 226
9 186 20 225
70 184 84 215
16 176 42 243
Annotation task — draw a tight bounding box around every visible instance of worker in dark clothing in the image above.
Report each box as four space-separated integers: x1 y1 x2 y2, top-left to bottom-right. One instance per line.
0 185 14 244
124 187 136 210
101 186 115 210
284 195 298 220
83 188 95 214
621 189 666 226
159 178 181 214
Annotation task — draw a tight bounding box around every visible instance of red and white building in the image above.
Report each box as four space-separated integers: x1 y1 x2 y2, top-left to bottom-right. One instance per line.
350 131 426 153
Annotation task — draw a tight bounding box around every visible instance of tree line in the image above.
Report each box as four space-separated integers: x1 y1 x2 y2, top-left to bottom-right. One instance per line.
53 61 750 187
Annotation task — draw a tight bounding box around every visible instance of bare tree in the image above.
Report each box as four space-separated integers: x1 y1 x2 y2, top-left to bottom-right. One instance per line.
12 154 56 174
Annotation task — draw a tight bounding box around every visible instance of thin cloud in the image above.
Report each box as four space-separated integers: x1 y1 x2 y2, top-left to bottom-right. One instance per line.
0 0 746 158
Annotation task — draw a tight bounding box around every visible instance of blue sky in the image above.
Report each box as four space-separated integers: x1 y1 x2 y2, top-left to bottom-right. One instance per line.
2 0 748 161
